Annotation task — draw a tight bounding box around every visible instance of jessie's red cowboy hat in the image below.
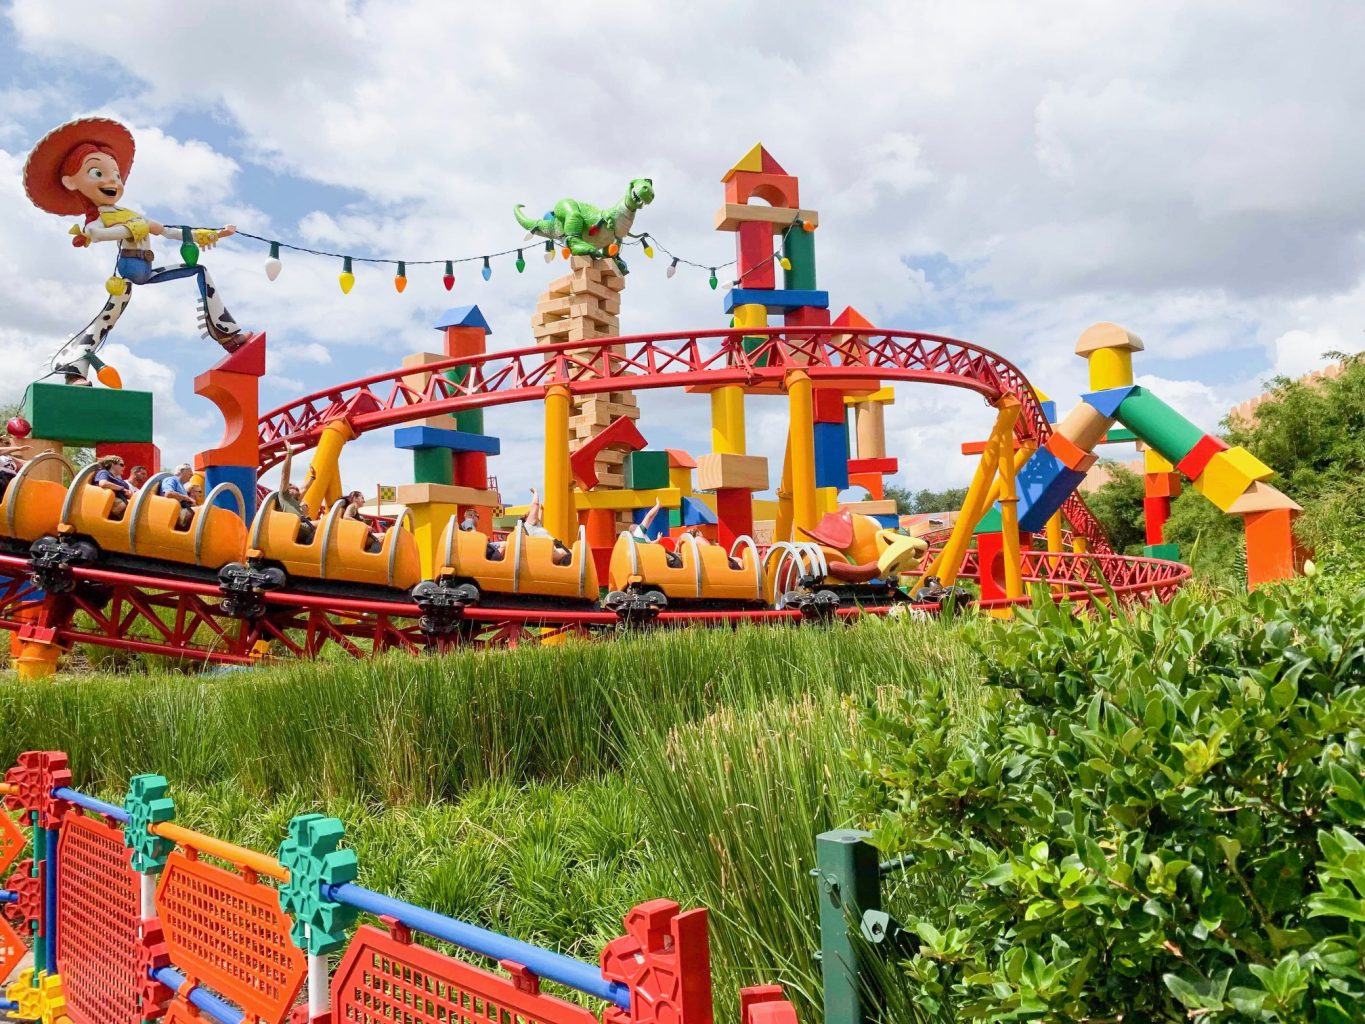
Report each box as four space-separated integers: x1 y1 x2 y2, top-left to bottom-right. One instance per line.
23 117 135 216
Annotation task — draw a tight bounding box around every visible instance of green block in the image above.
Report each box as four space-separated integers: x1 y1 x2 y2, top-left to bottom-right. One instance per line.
412 446 453 485
1105 427 1137 443
668 507 682 529
973 504 1002 535
741 334 770 368
22 382 152 446
455 407 484 434
1115 388 1204 463
624 450 670 490
1144 543 1180 561
783 225 818 291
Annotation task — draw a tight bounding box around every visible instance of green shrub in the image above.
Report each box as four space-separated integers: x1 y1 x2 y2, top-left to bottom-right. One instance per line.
857 587 1365 1020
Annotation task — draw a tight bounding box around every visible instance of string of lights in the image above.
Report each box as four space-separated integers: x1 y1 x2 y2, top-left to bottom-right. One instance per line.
232 216 811 295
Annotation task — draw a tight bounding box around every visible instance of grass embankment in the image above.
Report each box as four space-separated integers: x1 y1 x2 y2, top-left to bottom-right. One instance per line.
0 617 984 1022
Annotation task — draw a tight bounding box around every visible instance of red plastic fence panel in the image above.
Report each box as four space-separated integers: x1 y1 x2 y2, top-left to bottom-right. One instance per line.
161 997 198 1024
155 850 306 1024
0 917 22 985
55 810 141 1024
331 923 600 1024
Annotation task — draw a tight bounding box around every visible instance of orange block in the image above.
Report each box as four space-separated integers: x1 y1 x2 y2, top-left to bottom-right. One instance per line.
1045 432 1097 472
194 368 259 468
1144 472 1182 499
1243 507 1302 587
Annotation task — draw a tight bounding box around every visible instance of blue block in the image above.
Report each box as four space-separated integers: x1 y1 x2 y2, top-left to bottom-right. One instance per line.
872 513 900 529
1081 385 1137 418
393 426 501 456
680 496 717 526
1039 399 1057 423
433 304 492 334
204 465 256 522
813 421 849 490
723 288 830 314
1015 450 1086 533
632 505 669 540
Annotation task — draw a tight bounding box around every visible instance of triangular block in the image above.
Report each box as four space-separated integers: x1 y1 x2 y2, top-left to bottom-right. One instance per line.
1082 385 1138 418
212 331 266 377
434 304 492 334
724 142 787 182
831 305 875 330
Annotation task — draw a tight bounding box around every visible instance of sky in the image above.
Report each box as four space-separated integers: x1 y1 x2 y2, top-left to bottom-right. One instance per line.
1 1 1362 500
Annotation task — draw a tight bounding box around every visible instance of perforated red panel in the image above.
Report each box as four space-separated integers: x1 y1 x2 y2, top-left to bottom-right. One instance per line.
332 924 600 1024
155 850 305 1024
55 811 141 1024
0 811 26 876
0 915 23 982
161 997 198 1024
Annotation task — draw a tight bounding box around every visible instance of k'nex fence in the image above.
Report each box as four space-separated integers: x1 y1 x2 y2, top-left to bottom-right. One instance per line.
0 750 798 1024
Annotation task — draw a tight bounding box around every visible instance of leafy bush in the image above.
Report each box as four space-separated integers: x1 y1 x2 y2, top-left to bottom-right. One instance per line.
857 586 1365 1020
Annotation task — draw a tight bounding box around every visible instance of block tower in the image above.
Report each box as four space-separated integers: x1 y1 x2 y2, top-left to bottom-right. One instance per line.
394 306 503 577
195 332 267 520
532 255 637 496
20 383 158 484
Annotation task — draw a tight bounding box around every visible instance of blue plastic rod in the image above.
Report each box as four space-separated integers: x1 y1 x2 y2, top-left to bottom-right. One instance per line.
322 882 631 1009
152 966 244 1024
0 891 17 904
52 787 130 823
0 998 16 1012
43 827 56 970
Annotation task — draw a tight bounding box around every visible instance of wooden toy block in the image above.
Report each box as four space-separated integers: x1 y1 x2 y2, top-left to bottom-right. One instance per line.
1144 447 1176 474
411 446 453 486
1144 542 1180 561
848 472 884 499
724 170 799 209
1227 481 1301 514
782 306 833 330
396 483 501 507
1081 386 1137 418
679 495 717 526
573 487 681 512
724 289 829 314
665 448 696 470
203 464 257 520
22 382 153 446
400 351 450 395
1145 472 1182 499
570 415 647 490
714 204 819 232
844 386 894 406
631 504 670 540
847 456 897 475
1220 446 1274 483
1044 431 1094 472
1054 401 1114 452
1144 496 1171 544
713 486 755 547
723 142 789 180
736 221 776 289
1175 434 1229 479
96 441 160 473
624 450 671 490
210 330 267 376
697 453 769 491
782 221 818 290
1016 450 1088 533
816 486 840 516
1074 322 1145 356
813 421 849 490
1191 450 1264 512
453 450 489 489
812 389 846 424
842 499 898 516
1243 507 1302 586
392 425 501 455
434 305 492 357
1115 388 1205 462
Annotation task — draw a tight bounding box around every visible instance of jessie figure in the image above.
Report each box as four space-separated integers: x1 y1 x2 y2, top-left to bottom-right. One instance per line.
24 117 247 384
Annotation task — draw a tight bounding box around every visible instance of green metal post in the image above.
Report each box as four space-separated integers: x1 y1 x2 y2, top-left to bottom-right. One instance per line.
815 829 881 1024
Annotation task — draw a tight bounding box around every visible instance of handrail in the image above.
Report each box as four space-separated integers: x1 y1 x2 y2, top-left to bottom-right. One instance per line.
383 506 414 586
127 472 174 555
729 534 763 599
575 523 589 597
195 484 245 565
679 531 703 598
3 451 75 536
248 490 282 550
317 500 347 579
438 515 457 570
58 463 103 527
510 520 526 594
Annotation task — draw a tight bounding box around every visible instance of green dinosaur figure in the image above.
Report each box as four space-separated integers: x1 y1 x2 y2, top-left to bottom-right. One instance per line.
514 178 655 274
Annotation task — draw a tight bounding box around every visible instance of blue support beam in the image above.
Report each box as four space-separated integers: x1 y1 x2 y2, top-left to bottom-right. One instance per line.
393 426 501 455
724 288 830 314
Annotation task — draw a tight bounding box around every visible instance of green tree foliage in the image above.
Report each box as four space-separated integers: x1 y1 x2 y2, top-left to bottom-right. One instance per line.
884 485 970 516
1080 463 1146 553
857 586 1365 1021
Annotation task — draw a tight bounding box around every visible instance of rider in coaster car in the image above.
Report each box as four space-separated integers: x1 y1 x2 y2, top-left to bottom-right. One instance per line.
509 488 571 566
628 498 682 568
158 463 197 530
92 455 134 519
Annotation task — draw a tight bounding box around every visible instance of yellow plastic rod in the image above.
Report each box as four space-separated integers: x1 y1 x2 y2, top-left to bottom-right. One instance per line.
786 370 819 537
543 384 573 542
918 398 1021 589
150 821 289 881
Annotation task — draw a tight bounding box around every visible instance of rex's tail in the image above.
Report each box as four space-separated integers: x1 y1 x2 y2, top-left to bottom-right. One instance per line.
514 204 557 238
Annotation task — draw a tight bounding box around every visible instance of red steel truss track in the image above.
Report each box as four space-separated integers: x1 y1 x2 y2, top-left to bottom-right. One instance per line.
254 326 1111 551
0 550 1188 668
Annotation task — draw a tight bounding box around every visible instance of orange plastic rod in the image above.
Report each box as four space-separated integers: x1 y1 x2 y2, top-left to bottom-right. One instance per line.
0 783 16 797
150 821 290 881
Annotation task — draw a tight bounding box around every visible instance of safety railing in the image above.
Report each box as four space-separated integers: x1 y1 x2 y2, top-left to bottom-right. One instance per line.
0 750 799 1024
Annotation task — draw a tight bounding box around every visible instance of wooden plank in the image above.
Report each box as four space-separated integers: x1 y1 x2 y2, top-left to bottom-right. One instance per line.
714 203 820 232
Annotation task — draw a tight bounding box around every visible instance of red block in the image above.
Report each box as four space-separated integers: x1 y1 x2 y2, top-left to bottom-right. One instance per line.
96 441 160 474
976 531 1007 603
783 305 830 328
714 487 753 549
812 389 846 424
452 451 488 488
725 171 799 208
570 416 648 490
736 222 775 289
1144 496 1171 545
1175 434 1229 480
847 456 898 475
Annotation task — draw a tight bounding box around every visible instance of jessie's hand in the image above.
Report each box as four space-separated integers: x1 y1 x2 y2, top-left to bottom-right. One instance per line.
69 224 90 248
218 225 237 238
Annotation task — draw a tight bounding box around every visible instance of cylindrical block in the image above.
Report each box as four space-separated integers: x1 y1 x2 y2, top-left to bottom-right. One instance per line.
784 224 817 291
786 370 819 536
1055 402 1113 452
543 385 573 542
854 402 886 459
710 385 747 455
1087 347 1134 391
1115 390 1204 463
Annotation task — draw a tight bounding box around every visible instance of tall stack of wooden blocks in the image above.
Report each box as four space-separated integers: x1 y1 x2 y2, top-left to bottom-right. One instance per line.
532 255 638 522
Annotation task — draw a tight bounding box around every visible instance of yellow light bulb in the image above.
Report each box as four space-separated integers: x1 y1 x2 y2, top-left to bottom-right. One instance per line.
643 244 654 258
339 271 355 294
779 255 792 271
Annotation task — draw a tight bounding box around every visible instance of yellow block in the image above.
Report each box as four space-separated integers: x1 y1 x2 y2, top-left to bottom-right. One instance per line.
574 487 682 511
1192 450 1266 512
816 486 839 515
752 498 780 521
1221 446 1275 483
1143 448 1175 474
408 501 457 578
710 386 747 455
843 386 894 406
1087 347 1134 391
668 466 693 494
723 141 765 179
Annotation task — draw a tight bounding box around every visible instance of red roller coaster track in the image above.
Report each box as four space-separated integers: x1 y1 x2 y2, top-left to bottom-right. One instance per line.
254 326 1111 552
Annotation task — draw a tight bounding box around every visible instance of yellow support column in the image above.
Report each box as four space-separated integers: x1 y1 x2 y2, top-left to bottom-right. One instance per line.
543 384 573 542
916 398 1021 590
786 369 818 537
710 387 747 455
1045 509 1065 597
992 427 1024 619
775 436 793 544
302 419 357 515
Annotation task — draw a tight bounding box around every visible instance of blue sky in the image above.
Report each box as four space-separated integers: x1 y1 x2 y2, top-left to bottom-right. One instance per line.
2 1 1362 499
